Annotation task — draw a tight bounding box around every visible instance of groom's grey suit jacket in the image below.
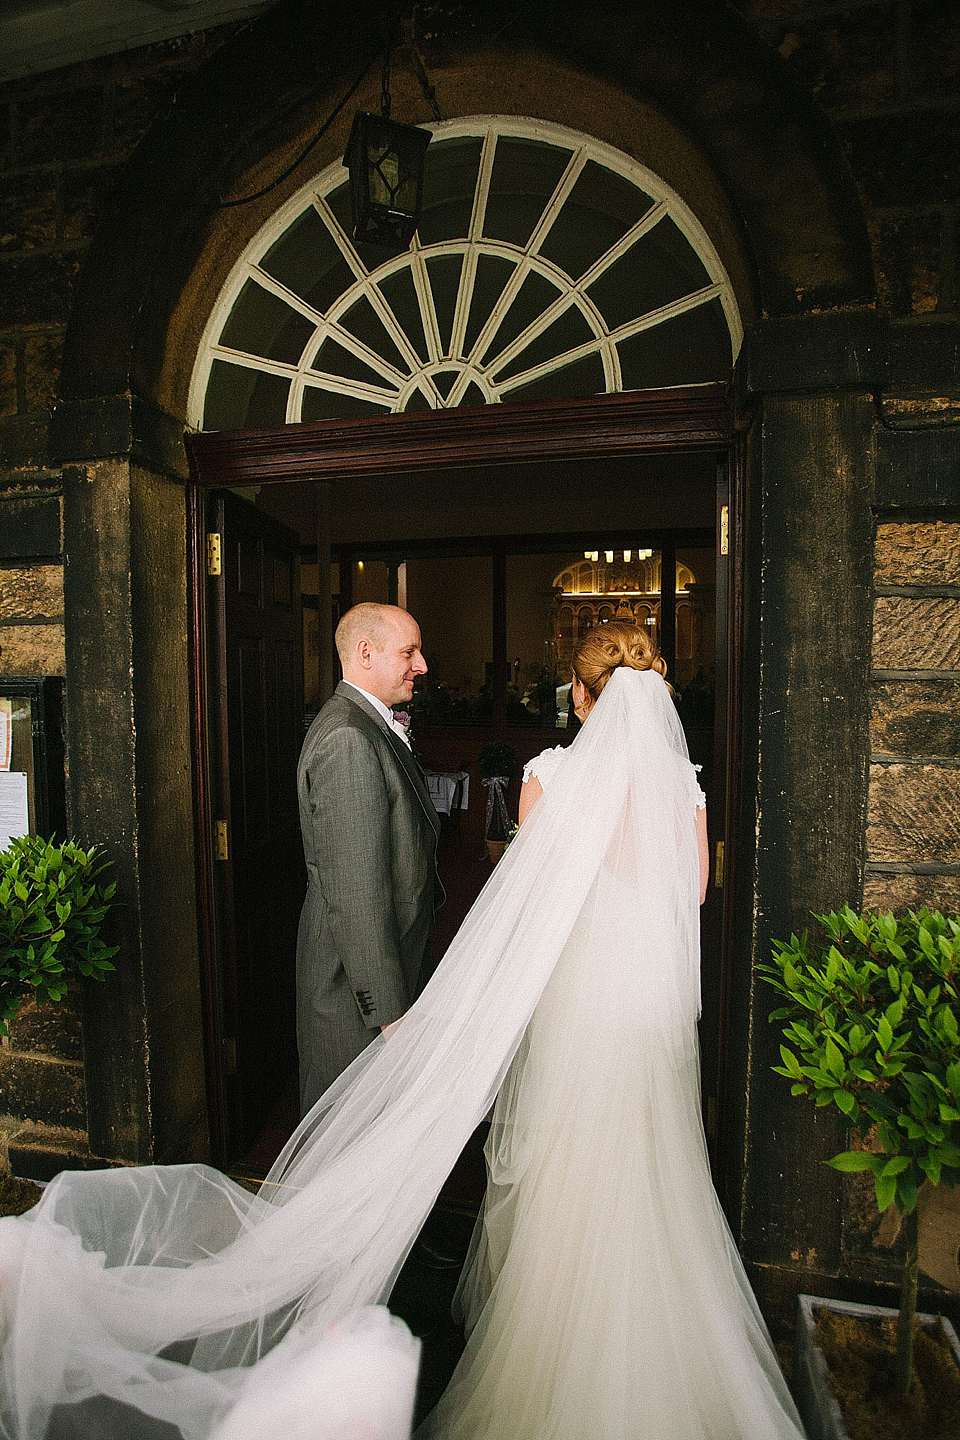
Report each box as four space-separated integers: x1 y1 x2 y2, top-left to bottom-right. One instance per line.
295 681 443 1113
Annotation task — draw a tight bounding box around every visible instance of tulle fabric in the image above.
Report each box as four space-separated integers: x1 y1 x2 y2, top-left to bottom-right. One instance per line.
0 669 801 1439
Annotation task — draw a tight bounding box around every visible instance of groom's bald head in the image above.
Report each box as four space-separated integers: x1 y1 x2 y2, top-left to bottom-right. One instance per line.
335 603 398 664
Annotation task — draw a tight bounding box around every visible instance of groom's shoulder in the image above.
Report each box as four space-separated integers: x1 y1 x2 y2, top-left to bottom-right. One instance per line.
301 688 383 754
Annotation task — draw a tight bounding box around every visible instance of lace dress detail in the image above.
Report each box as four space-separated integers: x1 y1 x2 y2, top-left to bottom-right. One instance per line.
522 746 568 787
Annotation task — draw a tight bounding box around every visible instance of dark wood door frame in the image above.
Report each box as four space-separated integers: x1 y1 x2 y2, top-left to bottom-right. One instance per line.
186 384 737 1168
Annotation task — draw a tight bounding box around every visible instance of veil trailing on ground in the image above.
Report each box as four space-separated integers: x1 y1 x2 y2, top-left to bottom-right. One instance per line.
0 669 703 1440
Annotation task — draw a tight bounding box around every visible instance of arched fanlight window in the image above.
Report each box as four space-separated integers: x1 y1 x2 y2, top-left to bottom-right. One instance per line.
189 118 742 430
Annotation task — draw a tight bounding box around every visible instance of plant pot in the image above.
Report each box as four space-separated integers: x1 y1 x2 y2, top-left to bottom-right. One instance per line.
794 1294 960 1440
485 839 508 865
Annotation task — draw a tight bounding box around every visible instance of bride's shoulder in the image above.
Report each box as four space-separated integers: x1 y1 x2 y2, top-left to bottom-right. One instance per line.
521 745 568 787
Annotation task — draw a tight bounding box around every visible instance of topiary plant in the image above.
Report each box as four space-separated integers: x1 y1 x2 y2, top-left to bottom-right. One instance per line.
760 906 960 1395
0 835 119 1034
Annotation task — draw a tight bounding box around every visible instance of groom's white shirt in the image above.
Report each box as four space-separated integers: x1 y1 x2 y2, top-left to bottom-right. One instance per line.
341 680 412 747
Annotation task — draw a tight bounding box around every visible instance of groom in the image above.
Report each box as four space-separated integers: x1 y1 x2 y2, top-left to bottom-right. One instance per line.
295 602 443 1114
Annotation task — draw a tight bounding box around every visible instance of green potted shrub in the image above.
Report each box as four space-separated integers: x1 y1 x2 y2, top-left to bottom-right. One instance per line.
761 906 960 1436
0 835 119 1034
476 741 518 863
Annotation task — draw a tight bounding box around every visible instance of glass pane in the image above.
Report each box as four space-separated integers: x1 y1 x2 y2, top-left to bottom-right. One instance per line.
418 136 483 245
616 296 731 389
494 303 595 382
219 279 314 364
426 253 463 355
481 270 560 366
539 160 655 280
378 268 428 361
483 137 572 248
259 206 354 314
311 336 394 389
203 360 290 429
505 351 605 402
405 556 493 724
300 386 391 422
674 546 716 741
338 294 411 375
0 695 36 841
462 253 516 356
587 217 712 329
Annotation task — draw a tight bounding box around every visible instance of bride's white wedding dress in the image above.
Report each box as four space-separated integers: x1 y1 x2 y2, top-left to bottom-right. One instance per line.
0 669 805 1440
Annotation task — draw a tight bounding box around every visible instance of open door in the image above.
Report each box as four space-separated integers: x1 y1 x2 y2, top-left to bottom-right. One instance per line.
199 489 305 1162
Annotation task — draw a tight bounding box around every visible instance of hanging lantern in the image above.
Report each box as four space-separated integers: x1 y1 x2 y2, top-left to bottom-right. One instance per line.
345 111 431 248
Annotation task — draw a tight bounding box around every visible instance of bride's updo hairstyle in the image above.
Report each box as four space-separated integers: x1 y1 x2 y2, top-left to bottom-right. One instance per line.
572 621 671 701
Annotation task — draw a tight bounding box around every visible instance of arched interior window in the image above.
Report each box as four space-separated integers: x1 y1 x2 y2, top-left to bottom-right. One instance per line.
190 118 741 429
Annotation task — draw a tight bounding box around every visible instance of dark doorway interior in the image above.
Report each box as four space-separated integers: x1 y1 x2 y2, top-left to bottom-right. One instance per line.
187 388 736 1186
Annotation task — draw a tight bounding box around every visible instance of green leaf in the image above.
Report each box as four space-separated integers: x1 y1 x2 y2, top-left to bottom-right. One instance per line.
880 1155 911 1177
875 1172 897 1211
877 1016 893 1050
834 1089 856 1116
827 1151 879 1173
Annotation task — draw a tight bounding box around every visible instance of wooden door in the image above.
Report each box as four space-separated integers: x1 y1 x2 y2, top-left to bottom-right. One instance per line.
204 490 305 1160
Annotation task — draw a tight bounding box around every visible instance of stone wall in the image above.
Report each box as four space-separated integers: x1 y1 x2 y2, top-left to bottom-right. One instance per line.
735 0 960 917
867 520 960 913
0 29 237 1169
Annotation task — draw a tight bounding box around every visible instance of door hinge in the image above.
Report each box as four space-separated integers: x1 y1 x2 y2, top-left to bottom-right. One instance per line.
714 840 724 888
207 532 222 576
215 820 229 860
719 505 729 556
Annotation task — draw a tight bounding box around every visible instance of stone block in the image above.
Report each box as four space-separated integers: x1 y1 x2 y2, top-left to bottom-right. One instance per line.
875 420 960 509
867 762 960 864
871 679 960 755
0 415 50 470
5 1124 107 1184
0 340 15 419
774 7 896 111
7 997 82 1063
0 621 65 674
0 170 58 252
863 870 960 916
0 252 81 328
868 211 942 318
0 1048 85 1128
841 109 960 207
886 320 960 398
914 3 960 100
15 86 107 167
58 162 114 245
875 520 960 586
0 494 61 559
0 564 63 620
24 333 63 413
873 596 960 670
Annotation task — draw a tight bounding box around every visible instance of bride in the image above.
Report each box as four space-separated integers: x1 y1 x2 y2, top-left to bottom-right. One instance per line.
0 624 806 1440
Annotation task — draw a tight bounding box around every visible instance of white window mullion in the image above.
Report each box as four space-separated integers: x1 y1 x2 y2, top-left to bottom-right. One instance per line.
364 282 444 407
209 345 299 379
608 282 722 343
409 239 443 365
574 200 668 292
313 196 370 283
303 374 401 406
495 335 605 397
447 132 497 367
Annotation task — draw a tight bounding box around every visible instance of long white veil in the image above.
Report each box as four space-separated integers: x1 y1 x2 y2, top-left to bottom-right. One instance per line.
0 669 704 1439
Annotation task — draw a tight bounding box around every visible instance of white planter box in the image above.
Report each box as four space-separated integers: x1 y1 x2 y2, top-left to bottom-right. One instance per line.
794 1294 960 1440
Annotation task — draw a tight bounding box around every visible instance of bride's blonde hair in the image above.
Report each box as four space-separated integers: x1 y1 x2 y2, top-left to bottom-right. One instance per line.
572 621 671 700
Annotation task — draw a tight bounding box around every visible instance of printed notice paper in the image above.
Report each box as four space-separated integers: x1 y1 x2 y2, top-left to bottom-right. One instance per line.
0 771 28 850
